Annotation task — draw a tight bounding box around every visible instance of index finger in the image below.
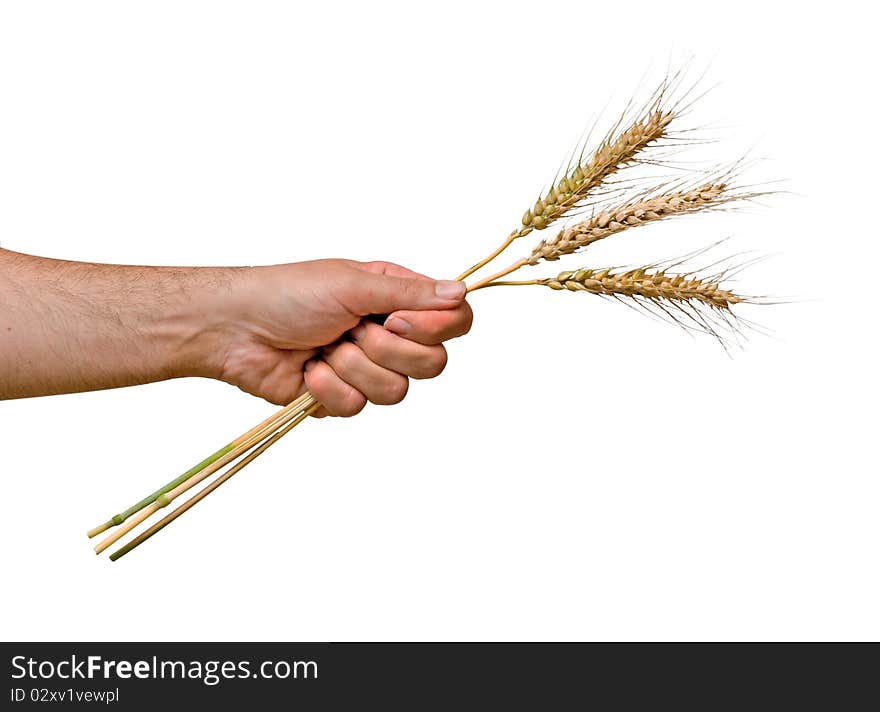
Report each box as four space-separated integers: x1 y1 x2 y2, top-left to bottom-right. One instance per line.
383 301 473 345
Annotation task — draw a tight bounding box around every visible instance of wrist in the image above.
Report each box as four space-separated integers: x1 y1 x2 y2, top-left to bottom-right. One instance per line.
157 266 253 381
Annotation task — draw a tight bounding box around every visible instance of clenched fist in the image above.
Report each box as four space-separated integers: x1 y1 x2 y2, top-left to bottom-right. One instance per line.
210 259 473 416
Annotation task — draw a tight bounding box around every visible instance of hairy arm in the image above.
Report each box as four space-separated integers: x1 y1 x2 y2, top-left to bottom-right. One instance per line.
0 248 472 410
0 248 231 398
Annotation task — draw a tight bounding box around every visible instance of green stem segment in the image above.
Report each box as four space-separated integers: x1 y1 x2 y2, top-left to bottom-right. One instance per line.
87 443 235 537
109 407 314 561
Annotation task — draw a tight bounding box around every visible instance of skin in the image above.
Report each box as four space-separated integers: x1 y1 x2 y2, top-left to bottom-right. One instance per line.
0 248 473 416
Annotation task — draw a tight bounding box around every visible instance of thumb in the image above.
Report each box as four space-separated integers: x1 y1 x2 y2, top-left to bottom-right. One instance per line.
351 274 466 316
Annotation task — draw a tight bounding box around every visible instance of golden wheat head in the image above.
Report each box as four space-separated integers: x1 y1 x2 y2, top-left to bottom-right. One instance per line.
528 182 734 264
518 107 675 236
542 266 743 310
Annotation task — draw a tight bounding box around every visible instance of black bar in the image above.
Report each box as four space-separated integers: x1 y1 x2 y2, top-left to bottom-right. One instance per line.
2 642 877 709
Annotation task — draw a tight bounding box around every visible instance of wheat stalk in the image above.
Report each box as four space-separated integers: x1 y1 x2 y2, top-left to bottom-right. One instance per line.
93 393 318 554
109 401 320 561
86 390 317 538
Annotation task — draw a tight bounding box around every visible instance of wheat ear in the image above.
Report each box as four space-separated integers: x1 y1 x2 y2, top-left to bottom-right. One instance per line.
457 95 676 281
518 109 674 233
540 267 743 309
478 260 756 344
527 182 731 264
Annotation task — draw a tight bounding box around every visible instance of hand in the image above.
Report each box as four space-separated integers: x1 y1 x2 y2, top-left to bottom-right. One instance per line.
210 259 472 416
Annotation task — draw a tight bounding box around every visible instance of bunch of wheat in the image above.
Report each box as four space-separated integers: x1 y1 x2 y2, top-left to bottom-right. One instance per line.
89 73 766 560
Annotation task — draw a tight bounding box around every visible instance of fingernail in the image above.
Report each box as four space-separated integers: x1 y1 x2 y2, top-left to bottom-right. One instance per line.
384 316 412 335
435 280 466 300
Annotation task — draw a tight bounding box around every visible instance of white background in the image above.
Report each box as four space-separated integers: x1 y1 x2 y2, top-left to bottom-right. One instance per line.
0 1 876 641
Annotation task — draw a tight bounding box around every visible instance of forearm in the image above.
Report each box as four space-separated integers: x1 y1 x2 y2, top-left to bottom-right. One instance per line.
0 248 237 399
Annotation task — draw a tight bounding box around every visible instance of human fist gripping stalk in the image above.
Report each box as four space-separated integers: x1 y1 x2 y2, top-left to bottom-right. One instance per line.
0 249 473 413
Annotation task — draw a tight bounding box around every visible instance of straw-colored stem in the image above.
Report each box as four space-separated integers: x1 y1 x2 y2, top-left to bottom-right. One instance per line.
468 279 539 291
466 259 528 293
94 394 317 554
456 231 519 282
109 403 320 561
87 391 314 537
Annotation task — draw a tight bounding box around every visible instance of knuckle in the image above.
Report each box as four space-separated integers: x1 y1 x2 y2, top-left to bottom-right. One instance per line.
429 347 448 377
416 347 447 379
419 322 446 345
305 363 363 417
304 362 332 396
395 278 414 299
368 327 396 362
336 389 367 417
333 342 362 373
377 376 409 405
444 306 473 340
398 277 426 302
